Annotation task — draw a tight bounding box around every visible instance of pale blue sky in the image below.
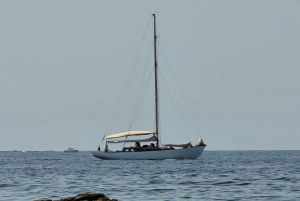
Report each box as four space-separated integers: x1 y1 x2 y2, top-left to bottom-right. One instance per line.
1 1 299 151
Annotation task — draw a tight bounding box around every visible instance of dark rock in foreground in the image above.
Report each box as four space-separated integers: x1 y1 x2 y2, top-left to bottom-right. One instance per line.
34 192 118 201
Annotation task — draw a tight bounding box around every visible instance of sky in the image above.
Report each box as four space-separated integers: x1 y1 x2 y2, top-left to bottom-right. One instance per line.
0 1 299 151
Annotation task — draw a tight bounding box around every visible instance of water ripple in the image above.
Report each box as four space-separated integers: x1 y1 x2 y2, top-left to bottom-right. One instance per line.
0 151 300 200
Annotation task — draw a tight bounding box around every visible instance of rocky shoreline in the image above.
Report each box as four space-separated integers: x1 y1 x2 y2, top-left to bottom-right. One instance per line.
34 192 118 201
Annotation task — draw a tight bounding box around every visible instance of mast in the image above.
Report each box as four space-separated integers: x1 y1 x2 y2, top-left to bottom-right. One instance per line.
153 14 159 147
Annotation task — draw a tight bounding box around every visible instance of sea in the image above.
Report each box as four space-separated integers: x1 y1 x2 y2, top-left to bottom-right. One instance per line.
0 150 299 201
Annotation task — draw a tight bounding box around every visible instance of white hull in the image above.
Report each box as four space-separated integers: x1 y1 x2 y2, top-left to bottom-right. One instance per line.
92 146 205 160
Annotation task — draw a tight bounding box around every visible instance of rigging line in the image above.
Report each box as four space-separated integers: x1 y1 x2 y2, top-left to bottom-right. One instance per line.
122 15 152 108
128 66 155 131
157 68 191 143
128 43 153 130
101 128 108 142
98 125 110 146
158 43 175 80
122 136 128 149
101 16 152 140
196 128 202 139
127 15 155 132
141 16 152 46
158 42 190 117
158 41 190 127
127 42 154 131
100 116 115 141
131 15 152 66
141 41 154 90
158 41 193 142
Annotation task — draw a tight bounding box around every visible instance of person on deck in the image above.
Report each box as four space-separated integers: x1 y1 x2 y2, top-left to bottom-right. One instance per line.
134 142 141 152
104 145 111 153
135 142 141 148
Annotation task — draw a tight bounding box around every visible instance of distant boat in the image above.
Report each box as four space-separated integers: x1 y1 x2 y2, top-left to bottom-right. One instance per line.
92 14 206 160
64 147 78 153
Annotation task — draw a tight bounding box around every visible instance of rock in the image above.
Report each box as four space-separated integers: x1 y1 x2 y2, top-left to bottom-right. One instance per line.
33 192 118 201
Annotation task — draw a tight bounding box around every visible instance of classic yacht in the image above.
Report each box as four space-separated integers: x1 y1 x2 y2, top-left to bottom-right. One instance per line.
92 14 206 160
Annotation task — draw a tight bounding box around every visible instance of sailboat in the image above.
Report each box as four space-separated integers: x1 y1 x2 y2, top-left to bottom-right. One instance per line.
92 14 206 160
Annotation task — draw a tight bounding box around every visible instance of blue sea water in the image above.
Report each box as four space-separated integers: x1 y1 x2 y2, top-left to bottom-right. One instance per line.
0 150 299 201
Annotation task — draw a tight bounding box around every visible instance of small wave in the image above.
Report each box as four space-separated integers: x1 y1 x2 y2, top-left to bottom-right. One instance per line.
212 181 234 185
236 182 251 186
0 184 15 188
145 188 176 193
271 177 292 182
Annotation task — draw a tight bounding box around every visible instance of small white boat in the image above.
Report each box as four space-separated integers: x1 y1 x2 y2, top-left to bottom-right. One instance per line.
92 14 206 160
64 147 78 153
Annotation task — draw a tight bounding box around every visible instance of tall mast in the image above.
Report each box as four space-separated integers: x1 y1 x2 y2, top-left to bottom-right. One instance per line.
153 14 159 147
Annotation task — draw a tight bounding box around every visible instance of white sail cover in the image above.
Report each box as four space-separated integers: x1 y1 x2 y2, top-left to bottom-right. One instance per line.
105 130 155 139
107 135 157 144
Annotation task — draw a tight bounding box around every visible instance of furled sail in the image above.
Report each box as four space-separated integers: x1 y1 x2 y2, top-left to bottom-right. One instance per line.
107 135 157 144
105 131 155 139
